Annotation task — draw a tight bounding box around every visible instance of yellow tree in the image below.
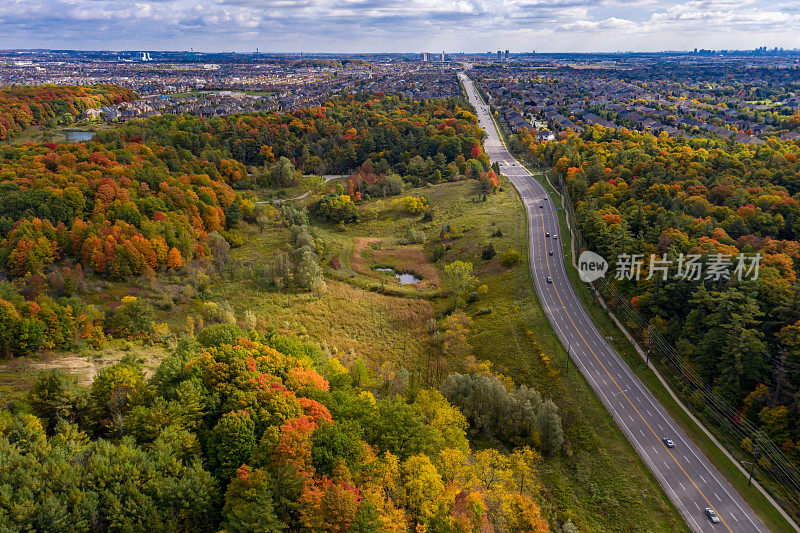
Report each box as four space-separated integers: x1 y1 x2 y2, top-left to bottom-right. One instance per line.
401 454 448 526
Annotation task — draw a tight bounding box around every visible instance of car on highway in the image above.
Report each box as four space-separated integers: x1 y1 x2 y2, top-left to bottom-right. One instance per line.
539 204 543 208
548 250 553 256
546 232 550 237
705 508 721 524
546 277 552 284
553 234 558 239
662 438 675 448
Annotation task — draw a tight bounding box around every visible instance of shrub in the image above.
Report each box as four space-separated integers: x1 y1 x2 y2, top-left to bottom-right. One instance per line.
481 244 496 260
430 242 446 263
197 323 246 347
405 227 427 244
201 301 237 324
104 296 153 338
501 248 522 267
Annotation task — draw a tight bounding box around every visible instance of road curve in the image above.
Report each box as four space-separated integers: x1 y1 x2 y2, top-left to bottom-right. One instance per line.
459 72 767 533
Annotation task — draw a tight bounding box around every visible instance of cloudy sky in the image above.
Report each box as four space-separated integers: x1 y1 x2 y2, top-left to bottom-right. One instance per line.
1 0 798 53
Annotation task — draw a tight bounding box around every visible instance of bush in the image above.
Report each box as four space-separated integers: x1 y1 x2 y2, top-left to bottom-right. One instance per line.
481 244 496 260
501 248 522 267
104 296 153 338
201 301 237 324
405 227 427 244
197 323 246 347
219 229 245 248
430 242 446 263
311 194 359 223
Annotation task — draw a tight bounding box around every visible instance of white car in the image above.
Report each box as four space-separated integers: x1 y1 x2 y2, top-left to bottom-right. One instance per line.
662 438 675 448
705 508 721 524
553 234 558 239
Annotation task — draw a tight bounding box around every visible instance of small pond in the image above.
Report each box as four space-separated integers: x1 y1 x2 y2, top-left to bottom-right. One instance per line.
63 130 95 142
374 267 421 285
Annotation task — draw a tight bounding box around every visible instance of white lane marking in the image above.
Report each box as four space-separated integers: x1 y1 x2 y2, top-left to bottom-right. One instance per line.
715 493 721 502
664 461 671 471
699 474 707 484
731 513 738 522
694 501 701 510
679 481 686 491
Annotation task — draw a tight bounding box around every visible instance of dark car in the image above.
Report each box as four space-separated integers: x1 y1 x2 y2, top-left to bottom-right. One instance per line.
548 250 553 256
546 277 552 284
546 232 550 237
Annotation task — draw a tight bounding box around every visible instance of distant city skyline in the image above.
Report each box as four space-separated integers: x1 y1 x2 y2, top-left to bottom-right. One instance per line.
0 0 797 53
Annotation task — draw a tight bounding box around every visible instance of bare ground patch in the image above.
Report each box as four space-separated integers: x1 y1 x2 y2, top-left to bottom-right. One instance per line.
0 344 168 389
352 237 440 288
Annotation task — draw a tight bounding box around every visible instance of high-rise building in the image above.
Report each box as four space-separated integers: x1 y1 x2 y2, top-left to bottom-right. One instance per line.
504 50 509 60
497 50 502 60
421 52 428 62
441 51 445 62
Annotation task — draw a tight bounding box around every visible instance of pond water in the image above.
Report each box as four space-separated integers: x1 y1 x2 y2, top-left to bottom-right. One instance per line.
63 130 95 142
374 267 421 285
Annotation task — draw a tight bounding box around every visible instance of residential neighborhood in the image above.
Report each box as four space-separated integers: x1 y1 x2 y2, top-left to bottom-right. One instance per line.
470 53 800 143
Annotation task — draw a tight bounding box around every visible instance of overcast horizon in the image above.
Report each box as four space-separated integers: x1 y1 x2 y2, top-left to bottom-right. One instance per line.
1 0 798 54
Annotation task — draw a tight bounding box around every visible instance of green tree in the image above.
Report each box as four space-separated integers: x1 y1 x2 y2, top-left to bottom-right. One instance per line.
28 369 80 433
537 400 564 456
222 465 286 533
269 156 298 187
442 261 477 308
208 410 257 480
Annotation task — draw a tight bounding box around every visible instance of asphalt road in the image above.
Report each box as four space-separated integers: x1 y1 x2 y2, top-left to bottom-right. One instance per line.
459 72 767 533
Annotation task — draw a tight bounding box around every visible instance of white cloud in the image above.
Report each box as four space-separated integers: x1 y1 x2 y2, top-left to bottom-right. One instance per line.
0 0 797 51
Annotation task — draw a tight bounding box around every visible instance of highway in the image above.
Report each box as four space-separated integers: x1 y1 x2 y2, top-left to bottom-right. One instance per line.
459 72 767 533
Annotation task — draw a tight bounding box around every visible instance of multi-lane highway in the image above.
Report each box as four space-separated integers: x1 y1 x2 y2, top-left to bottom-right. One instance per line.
459 71 767 533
